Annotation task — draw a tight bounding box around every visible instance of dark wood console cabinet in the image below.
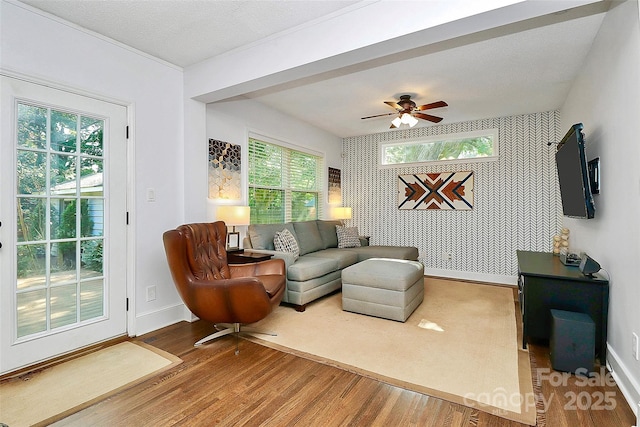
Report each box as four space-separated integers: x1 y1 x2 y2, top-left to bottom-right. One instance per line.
517 250 609 364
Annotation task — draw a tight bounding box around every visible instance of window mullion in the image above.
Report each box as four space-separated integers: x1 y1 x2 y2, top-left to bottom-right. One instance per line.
282 149 291 223
317 158 324 219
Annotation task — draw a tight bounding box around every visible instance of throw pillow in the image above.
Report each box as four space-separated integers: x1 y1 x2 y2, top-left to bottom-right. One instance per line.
336 225 361 249
274 228 300 260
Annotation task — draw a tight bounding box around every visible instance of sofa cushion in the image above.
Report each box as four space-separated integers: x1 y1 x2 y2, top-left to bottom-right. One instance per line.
273 228 300 260
336 225 361 248
342 258 424 291
287 256 339 282
317 220 341 249
345 245 419 262
305 248 359 269
292 220 324 256
248 223 297 250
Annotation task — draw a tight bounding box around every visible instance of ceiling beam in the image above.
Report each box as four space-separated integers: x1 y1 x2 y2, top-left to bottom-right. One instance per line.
185 0 605 104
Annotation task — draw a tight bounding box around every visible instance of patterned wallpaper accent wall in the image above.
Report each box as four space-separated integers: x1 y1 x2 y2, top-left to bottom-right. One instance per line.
342 111 562 279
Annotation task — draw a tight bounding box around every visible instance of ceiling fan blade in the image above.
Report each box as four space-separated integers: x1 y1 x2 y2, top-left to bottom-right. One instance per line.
361 112 397 120
384 101 401 110
390 123 397 129
417 101 448 111
414 113 443 123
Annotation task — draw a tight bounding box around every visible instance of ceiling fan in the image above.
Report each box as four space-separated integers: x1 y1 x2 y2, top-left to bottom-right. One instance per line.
361 95 448 128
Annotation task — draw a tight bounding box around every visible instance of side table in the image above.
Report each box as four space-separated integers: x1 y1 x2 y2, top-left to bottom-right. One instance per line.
227 250 273 264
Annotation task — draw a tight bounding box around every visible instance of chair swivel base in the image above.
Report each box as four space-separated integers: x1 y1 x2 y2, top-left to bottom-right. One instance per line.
194 322 277 347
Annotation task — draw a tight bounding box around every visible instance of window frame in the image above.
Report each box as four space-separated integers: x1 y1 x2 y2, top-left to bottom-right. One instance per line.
379 128 499 169
248 133 324 224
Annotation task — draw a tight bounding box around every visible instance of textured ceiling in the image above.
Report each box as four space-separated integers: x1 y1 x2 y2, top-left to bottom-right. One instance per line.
19 0 360 67
17 0 607 137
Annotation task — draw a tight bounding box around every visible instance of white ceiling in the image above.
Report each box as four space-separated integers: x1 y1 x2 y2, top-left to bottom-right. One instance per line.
19 0 360 68
18 0 608 138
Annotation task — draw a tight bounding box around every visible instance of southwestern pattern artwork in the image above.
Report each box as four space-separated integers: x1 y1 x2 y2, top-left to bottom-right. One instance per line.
398 172 474 210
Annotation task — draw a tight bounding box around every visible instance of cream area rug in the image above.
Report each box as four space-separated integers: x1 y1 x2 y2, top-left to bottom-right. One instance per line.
0 341 181 427
249 278 537 425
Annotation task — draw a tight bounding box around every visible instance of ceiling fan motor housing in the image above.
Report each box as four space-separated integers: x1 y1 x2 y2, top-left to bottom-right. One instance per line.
398 95 416 112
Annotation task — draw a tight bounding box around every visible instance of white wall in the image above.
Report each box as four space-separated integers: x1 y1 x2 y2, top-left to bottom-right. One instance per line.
0 1 188 335
560 0 640 415
204 98 342 224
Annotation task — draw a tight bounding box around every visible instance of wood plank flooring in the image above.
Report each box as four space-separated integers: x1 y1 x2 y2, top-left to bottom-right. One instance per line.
51 319 635 427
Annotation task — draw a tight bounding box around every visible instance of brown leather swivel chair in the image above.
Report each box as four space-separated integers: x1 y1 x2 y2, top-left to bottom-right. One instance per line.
163 221 286 349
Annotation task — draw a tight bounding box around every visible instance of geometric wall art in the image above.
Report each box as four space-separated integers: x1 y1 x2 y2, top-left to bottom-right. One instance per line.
208 139 241 200
328 167 342 204
398 171 474 210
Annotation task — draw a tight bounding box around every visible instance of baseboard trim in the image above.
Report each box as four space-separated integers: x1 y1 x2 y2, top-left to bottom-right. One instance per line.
135 303 191 336
606 343 640 420
423 268 517 286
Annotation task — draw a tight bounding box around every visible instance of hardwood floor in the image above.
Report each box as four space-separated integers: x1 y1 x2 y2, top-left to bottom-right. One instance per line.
51 319 635 427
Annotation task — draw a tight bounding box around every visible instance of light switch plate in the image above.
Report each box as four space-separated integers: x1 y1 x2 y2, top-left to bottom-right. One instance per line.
146 188 156 202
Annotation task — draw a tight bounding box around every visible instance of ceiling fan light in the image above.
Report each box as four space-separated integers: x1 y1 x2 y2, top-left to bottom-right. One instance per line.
400 113 412 124
391 116 402 128
407 114 419 127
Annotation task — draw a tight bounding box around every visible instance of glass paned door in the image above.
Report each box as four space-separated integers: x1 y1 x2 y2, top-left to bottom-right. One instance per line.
16 104 106 338
1 76 128 374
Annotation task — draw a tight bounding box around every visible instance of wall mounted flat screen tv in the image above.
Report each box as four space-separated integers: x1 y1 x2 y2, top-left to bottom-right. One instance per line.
555 123 595 219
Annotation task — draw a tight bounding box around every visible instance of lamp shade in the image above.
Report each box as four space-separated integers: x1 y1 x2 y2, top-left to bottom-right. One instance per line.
399 113 418 127
392 114 418 128
216 205 250 226
330 206 352 220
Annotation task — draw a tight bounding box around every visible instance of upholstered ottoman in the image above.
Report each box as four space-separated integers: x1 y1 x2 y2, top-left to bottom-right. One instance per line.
341 258 424 322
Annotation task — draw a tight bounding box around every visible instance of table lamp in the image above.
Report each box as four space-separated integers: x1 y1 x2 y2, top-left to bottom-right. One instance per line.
331 206 352 225
216 205 250 251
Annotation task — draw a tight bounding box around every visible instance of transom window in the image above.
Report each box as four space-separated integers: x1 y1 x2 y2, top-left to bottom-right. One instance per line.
248 136 323 224
380 129 498 167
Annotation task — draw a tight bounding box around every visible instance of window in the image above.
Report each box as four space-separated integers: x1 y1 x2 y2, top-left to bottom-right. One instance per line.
15 102 106 337
248 136 323 224
380 129 498 167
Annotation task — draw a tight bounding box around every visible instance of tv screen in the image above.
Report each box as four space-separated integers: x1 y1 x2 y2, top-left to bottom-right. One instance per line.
555 123 595 219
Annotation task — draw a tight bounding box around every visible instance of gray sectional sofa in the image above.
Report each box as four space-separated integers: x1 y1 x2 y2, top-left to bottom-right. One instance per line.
243 220 419 311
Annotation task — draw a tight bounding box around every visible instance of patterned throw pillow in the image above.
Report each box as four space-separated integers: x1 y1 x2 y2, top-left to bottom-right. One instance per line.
274 228 300 260
336 225 361 249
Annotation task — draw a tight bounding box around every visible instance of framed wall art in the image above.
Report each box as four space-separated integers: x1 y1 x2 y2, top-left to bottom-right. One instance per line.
208 139 241 200
328 167 342 204
398 171 474 210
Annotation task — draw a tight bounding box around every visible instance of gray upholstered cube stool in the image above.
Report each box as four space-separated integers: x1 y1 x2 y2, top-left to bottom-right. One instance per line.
341 258 424 322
